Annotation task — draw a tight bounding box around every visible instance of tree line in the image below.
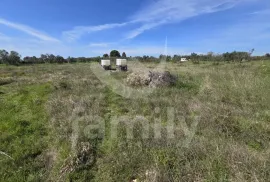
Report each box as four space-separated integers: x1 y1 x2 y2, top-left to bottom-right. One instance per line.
0 49 269 65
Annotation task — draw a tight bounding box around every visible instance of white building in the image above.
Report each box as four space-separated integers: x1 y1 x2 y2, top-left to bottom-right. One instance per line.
101 60 111 70
116 59 127 71
181 58 188 62
116 59 127 66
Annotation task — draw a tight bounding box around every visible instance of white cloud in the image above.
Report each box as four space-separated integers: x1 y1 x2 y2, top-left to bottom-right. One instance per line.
88 42 111 47
63 22 129 41
0 18 60 42
63 0 246 41
125 20 167 39
1 0 265 56
125 0 243 39
249 9 270 15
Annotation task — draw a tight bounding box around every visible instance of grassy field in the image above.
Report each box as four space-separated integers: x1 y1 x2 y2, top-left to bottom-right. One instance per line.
0 61 270 181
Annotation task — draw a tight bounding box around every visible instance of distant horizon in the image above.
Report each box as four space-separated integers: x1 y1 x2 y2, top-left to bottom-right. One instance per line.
1 48 268 59
1 0 270 57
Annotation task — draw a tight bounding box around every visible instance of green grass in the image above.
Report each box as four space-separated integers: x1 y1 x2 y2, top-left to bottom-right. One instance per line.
0 61 270 181
0 82 52 181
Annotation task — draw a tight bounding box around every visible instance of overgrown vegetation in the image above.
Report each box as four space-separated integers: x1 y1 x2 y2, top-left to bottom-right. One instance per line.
1 48 270 65
0 72 52 181
0 61 270 181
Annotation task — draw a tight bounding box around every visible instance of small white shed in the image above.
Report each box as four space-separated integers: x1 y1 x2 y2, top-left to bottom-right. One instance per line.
116 59 128 71
101 60 110 66
101 60 111 70
116 59 127 66
181 58 188 62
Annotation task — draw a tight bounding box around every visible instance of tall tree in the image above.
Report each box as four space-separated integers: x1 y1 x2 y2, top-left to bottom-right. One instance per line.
48 54 56 63
110 50 120 57
159 54 166 60
103 53 109 58
0 49 9 64
8 51 21 65
191 53 199 63
55 55 65 63
40 54 48 63
207 52 214 61
122 52 127 58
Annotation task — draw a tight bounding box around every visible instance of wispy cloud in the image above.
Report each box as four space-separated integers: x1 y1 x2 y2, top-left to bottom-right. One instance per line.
125 20 167 39
249 9 270 15
125 0 243 39
63 22 129 41
63 0 246 41
88 42 111 47
0 18 59 42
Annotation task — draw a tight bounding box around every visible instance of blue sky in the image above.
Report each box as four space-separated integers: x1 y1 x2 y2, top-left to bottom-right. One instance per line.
0 0 269 57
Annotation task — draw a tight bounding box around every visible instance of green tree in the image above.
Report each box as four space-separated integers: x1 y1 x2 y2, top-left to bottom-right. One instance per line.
191 53 199 64
103 53 109 58
172 55 181 62
40 54 49 63
8 51 21 65
0 49 9 64
55 55 65 63
48 54 56 63
122 52 126 58
110 50 120 57
207 52 214 61
222 51 250 62
223 52 231 62
159 54 166 60
67 56 76 63
23 56 38 64
166 55 172 62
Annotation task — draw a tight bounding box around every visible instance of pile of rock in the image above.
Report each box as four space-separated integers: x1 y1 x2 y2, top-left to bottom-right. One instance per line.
126 71 176 87
126 71 151 86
